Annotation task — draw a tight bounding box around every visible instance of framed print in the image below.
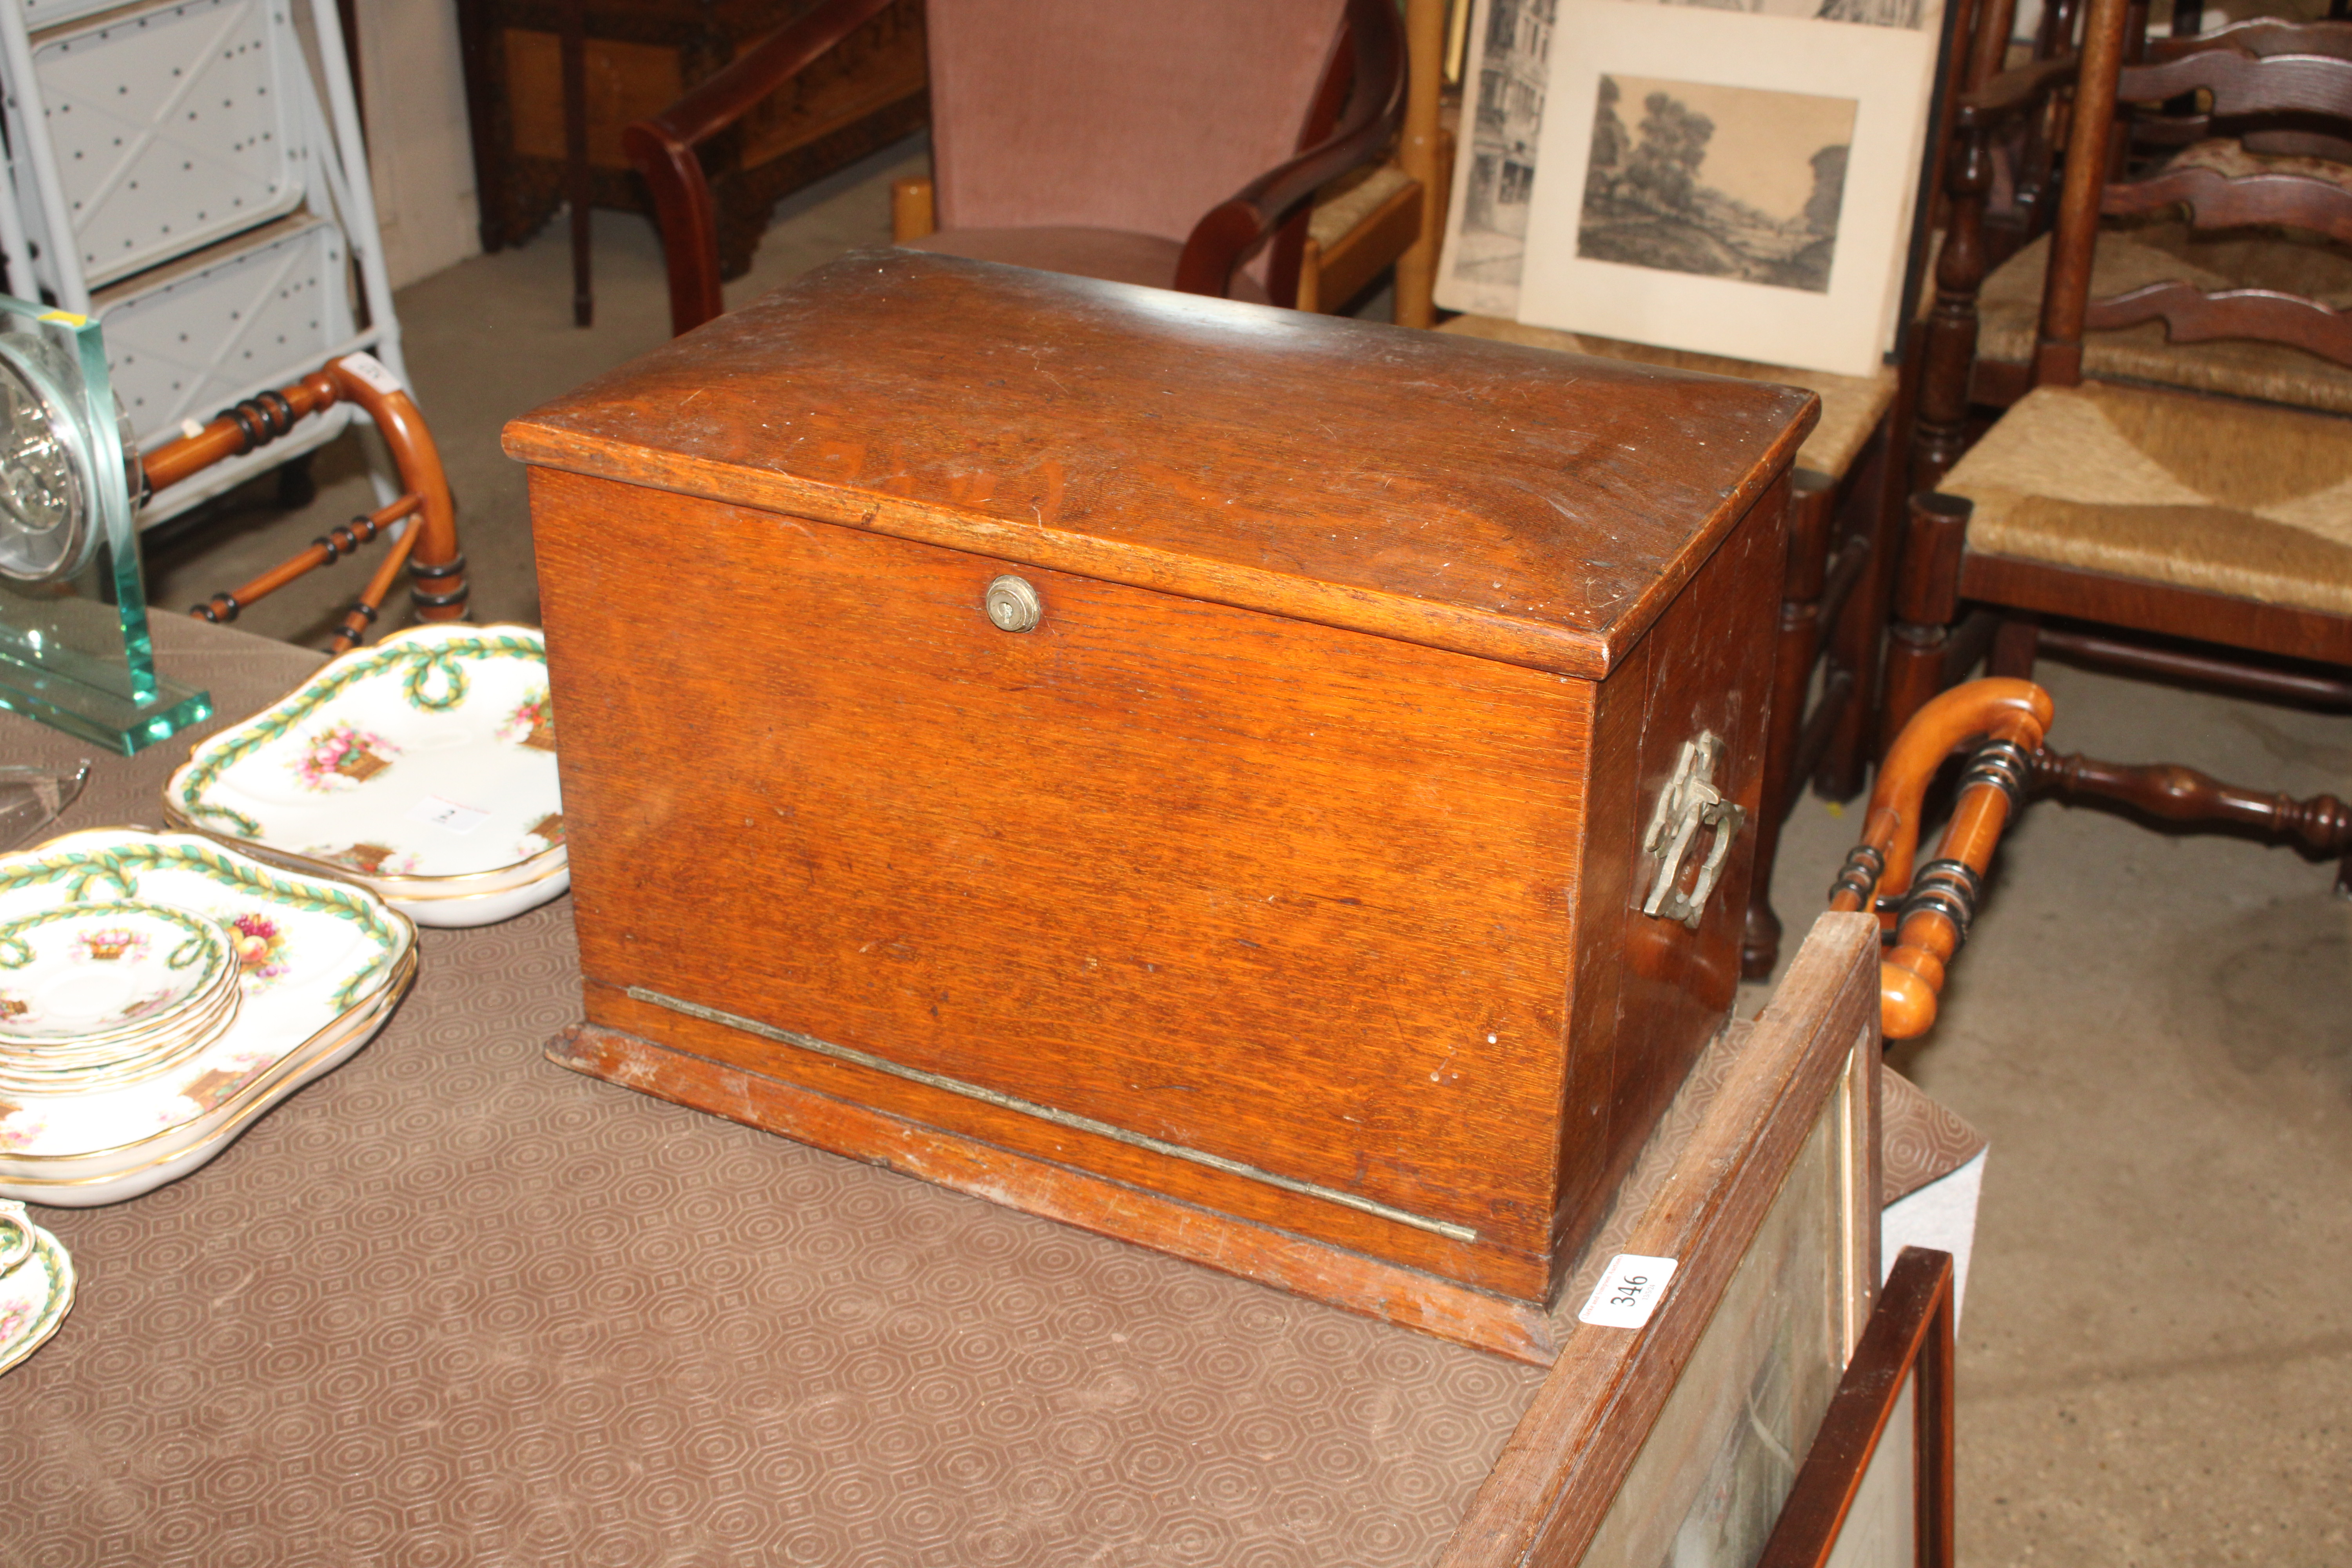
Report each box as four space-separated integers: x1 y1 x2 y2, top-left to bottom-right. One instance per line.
1438 0 1559 318
1436 0 1940 324
1510 3 1937 376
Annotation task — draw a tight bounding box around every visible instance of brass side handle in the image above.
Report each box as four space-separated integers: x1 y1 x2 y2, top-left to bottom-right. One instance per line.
1639 733 1745 930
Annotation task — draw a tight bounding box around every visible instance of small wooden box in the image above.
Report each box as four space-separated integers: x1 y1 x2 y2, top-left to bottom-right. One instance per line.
507 252 1814 1359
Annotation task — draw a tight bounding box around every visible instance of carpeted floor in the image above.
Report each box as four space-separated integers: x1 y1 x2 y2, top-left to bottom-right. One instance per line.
132 132 2352 1565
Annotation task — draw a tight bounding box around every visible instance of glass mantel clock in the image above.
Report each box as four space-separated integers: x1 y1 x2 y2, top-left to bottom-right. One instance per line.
0 295 209 753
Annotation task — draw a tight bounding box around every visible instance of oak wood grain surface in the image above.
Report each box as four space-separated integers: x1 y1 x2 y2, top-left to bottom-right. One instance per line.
548 1018 1566 1363
1553 473 1786 1269
505 249 1817 679
516 254 1811 1319
534 470 1593 1291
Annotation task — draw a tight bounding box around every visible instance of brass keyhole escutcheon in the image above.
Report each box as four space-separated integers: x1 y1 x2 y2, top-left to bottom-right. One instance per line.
984 574 1042 633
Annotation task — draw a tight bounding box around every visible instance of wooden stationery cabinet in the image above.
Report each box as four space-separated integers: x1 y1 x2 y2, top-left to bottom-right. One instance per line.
507 251 1814 1360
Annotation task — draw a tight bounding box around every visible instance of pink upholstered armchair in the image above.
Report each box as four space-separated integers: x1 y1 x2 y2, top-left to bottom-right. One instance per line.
626 0 1406 337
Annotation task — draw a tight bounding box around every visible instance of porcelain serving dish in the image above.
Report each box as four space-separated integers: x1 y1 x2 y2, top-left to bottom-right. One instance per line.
0 829 417 1206
0 1201 73 1376
163 625 568 928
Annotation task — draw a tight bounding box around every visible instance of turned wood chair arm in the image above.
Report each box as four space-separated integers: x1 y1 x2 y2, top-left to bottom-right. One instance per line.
624 0 898 336
1828 678 2054 1040
1173 0 1406 299
139 356 469 647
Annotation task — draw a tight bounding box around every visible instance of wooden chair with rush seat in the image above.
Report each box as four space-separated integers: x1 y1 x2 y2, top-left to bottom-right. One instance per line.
1890 0 2352 893
626 0 1424 338
1914 15 2352 483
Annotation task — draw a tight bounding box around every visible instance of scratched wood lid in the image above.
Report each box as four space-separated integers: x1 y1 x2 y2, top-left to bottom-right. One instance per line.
504 249 1818 679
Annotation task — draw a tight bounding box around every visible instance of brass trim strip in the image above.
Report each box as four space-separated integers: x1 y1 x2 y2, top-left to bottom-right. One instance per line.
625 987 1480 1245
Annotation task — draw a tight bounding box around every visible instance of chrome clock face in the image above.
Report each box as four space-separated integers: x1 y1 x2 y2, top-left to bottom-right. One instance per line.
0 345 89 582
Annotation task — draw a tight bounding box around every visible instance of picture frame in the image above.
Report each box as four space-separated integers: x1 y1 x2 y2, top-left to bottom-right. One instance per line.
1439 911 1883 1567
1513 2 1938 377
1437 0 1941 332
1755 1247 1957 1568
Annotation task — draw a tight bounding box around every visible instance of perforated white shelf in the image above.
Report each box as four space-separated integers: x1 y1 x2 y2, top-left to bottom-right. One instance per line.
3 0 409 529
30 0 305 290
94 211 346 444
17 0 141 31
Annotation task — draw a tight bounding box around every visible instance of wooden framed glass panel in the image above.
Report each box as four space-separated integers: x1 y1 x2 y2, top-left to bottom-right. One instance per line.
1755 1247 1957 1568
1439 910 1883 1567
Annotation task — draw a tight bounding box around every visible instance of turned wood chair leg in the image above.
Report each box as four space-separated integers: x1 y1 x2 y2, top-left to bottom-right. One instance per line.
2031 750 2352 869
1988 612 2041 679
1746 473 1838 979
1817 418 1899 800
1880 492 1973 759
891 176 936 242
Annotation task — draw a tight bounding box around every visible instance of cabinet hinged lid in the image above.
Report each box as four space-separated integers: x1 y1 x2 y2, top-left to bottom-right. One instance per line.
504 249 1817 677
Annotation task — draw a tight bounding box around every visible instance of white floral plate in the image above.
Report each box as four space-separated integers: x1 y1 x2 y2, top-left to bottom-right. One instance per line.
162 624 568 928
0 1201 72 1376
0 948 413 1206
0 829 417 1205
0 979 241 1095
0 901 235 1047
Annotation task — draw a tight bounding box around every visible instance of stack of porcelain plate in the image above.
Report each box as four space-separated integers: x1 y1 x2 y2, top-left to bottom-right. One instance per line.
0 901 245 1094
163 624 566 927
0 828 416 1207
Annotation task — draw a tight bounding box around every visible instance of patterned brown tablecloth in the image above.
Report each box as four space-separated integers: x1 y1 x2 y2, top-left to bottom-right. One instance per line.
0 617 1544 1567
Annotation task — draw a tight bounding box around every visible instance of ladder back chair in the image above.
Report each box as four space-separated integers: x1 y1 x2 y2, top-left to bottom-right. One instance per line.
1917 15 2352 485
1889 0 2352 892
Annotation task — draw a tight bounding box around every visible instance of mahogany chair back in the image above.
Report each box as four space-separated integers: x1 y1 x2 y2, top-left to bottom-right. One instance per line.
626 0 1403 335
1882 0 2352 897
925 0 1345 244
1914 15 2352 490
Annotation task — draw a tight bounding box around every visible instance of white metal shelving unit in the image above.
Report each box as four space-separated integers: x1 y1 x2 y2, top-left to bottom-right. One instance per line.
0 0 408 524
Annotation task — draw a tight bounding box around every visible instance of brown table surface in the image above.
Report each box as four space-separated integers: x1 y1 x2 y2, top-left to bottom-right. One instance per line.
0 616 1547 1566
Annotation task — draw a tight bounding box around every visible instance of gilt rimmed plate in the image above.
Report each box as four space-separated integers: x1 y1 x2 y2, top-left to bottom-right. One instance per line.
0 900 236 1050
0 828 416 1204
0 946 415 1205
0 979 239 1095
0 1201 73 1376
162 624 566 927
